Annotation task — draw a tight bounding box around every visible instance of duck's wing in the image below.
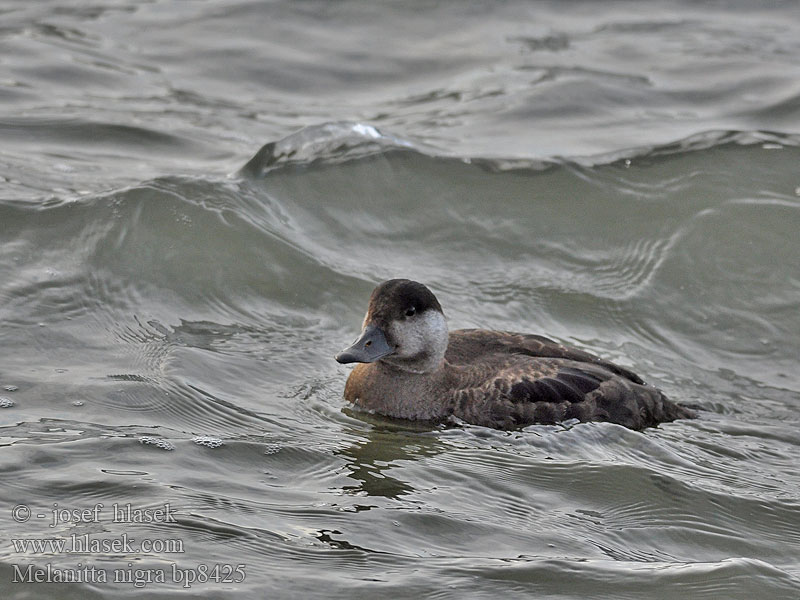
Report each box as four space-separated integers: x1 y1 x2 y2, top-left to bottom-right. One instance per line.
447 329 644 384
446 358 693 431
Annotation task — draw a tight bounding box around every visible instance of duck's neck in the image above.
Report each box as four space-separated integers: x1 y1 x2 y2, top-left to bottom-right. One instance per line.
362 360 452 421
380 353 445 374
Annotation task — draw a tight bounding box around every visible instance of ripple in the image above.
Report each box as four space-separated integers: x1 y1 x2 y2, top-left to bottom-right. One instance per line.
455 556 800 599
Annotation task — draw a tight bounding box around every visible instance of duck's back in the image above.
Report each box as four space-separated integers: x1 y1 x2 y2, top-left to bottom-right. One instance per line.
443 329 694 430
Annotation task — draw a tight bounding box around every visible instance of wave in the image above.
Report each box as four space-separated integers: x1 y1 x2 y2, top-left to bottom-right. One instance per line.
239 122 424 176
2 117 798 442
238 121 800 175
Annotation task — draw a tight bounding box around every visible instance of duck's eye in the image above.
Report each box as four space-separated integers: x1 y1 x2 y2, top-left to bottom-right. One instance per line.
404 307 416 317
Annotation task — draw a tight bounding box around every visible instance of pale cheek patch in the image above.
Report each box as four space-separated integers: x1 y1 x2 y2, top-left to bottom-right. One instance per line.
391 311 447 358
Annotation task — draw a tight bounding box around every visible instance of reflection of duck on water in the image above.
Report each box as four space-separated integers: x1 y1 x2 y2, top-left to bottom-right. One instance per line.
336 279 695 431
335 423 444 499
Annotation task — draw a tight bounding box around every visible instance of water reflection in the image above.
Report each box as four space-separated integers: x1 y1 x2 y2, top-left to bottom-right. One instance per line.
335 413 449 498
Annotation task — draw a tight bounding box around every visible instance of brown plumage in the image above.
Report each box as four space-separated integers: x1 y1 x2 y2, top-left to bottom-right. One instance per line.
335 279 695 431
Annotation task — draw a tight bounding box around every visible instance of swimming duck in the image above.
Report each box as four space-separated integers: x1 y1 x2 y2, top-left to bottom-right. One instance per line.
335 279 694 430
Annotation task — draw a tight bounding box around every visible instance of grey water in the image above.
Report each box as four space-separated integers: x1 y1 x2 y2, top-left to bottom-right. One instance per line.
1 1 800 598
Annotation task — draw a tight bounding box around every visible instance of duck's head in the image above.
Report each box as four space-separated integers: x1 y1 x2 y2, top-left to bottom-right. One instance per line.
335 279 448 373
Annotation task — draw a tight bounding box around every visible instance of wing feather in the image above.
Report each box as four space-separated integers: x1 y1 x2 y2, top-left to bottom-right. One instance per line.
447 329 644 384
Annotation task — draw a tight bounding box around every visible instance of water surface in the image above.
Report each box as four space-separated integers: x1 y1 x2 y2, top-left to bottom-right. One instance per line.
1 1 800 598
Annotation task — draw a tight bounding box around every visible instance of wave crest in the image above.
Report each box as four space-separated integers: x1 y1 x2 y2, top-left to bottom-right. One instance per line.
239 122 800 175
239 121 419 176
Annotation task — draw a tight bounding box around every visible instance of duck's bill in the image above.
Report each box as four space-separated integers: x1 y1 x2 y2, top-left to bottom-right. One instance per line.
335 324 394 364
